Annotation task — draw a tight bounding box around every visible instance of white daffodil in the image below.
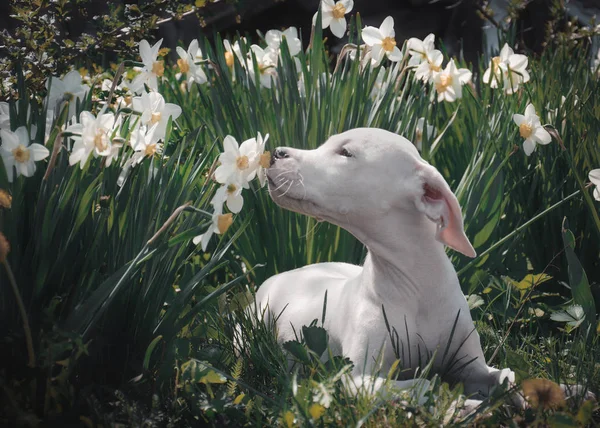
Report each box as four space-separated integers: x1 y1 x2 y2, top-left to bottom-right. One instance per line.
45 70 90 119
224 38 247 70
414 117 436 151
266 27 302 57
312 0 354 39
65 110 119 169
407 34 435 67
247 45 278 89
512 103 551 156
214 182 244 214
483 43 530 94
130 39 164 93
130 124 162 166
132 91 182 141
214 135 260 187
255 132 271 187
193 192 234 251
413 50 443 83
176 39 208 90
432 59 472 102
361 16 403 66
0 102 10 129
588 169 600 201
0 127 49 182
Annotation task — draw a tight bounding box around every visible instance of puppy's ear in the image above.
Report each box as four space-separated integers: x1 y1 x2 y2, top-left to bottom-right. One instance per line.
414 163 476 258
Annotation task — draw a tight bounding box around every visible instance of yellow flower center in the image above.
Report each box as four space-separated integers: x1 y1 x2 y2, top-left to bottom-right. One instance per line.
332 3 346 19
259 151 271 169
94 129 109 152
225 51 234 68
519 123 533 139
177 58 190 74
12 145 30 163
381 37 396 52
152 61 165 77
150 112 162 124
0 189 11 209
145 143 157 157
226 183 237 194
491 56 501 73
416 128 422 142
217 213 233 234
236 155 249 170
124 95 132 106
435 73 452 93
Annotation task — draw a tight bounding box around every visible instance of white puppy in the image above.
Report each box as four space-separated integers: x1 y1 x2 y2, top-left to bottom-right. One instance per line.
255 128 513 398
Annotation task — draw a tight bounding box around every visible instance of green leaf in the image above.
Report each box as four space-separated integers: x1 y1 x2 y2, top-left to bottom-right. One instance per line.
283 340 310 364
302 325 328 358
547 412 578 428
561 218 596 331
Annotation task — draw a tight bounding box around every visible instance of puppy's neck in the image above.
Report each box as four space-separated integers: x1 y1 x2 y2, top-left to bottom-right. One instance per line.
358 212 459 302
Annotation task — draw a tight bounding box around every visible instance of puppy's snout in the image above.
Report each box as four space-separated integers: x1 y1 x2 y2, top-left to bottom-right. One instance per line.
271 147 290 166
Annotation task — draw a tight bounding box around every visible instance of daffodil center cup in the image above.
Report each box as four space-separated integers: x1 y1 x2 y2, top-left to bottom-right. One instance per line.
381 37 396 52
519 122 533 139
152 61 165 77
259 151 271 169
150 112 162 124
94 129 109 152
332 3 346 19
225 51 234 68
217 213 233 234
145 143 157 157
435 73 453 93
491 56 502 73
416 128 423 142
177 58 190 74
236 155 250 170
12 144 30 163
226 183 238 194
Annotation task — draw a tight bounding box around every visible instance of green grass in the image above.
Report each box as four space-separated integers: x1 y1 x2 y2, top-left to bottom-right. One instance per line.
0 10 599 427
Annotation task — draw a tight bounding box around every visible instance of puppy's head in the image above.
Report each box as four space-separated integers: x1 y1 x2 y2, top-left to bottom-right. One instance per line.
267 127 475 257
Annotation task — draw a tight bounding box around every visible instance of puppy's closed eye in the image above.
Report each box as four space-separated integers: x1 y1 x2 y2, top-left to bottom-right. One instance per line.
338 147 354 158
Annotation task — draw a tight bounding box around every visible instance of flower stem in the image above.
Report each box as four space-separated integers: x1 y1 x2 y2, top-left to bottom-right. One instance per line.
2 260 35 368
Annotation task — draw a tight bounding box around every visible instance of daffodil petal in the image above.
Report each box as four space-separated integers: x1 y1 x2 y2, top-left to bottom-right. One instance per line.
379 16 395 38
330 18 347 38
523 139 536 156
532 127 552 145
588 169 600 186
30 144 50 161
361 27 382 46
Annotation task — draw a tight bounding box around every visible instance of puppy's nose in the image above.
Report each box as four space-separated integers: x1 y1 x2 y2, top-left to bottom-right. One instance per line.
271 148 289 166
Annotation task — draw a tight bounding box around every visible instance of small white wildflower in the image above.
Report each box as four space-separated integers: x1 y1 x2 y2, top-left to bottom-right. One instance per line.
361 16 403 66
65 110 119 169
214 135 260 187
132 91 182 141
0 127 49 182
512 103 551 156
176 39 208 89
312 0 354 39
432 59 472 102
589 169 600 201
247 45 278 89
130 39 165 93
